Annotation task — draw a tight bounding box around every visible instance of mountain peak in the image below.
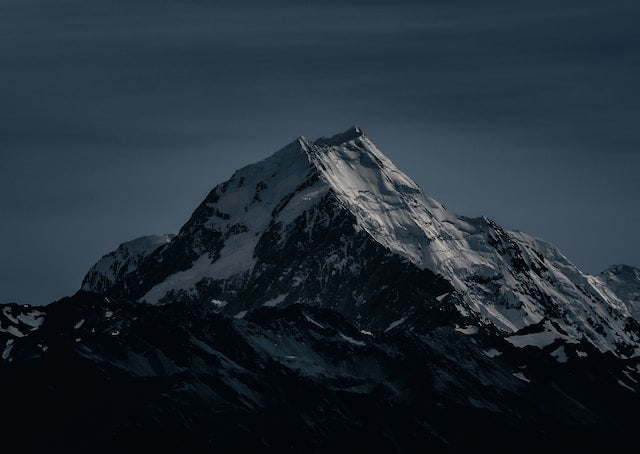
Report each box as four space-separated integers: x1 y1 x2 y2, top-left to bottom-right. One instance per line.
603 264 640 277
313 125 365 147
79 128 640 357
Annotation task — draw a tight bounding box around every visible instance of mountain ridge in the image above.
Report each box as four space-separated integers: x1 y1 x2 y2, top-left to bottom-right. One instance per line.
81 127 640 357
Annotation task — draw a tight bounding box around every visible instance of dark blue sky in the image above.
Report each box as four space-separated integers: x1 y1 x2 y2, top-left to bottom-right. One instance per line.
1 0 639 305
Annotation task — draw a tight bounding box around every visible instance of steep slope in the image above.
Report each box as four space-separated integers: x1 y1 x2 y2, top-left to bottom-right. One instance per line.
81 127 640 356
588 265 640 319
82 234 174 294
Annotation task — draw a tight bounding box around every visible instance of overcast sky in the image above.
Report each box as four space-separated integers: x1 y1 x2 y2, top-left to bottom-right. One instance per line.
1 0 639 305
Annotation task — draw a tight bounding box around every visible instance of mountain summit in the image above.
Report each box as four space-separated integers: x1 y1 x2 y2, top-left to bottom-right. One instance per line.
3 127 640 451
83 127 640 356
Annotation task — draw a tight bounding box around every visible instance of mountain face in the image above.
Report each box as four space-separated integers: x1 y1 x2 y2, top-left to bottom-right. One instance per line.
3 127 640 451
82 234 174 295
82 126 640 356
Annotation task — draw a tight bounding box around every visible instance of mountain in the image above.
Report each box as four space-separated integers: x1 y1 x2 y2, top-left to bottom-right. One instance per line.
82 126 640 356
2 127 639 451
82 234 174 295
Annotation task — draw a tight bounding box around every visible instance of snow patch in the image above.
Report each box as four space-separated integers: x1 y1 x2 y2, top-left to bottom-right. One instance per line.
550 346 568 363
211 299 228 307
512 372 530 383
4 326 24 337
263 294 287 307
436 292 449 302
2 339 14 360
234 310 248 319
506 321 576 349
483 348 501 358
339 333 366 347
304 315 325 329
17 310 44 330
623 371 637 384
455 325 478 335
385 317 407 332
3 307 18 324
618 380 635 392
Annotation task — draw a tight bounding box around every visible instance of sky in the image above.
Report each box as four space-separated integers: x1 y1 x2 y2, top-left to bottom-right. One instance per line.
1 0 639 305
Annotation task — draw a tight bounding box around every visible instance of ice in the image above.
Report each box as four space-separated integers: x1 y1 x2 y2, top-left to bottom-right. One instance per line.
360 330 374 336
234 310 248 319
74 319 85 329
105 310 113 318
211 299 228 307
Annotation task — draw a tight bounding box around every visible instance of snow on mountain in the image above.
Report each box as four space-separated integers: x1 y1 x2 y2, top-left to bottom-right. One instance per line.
81 127 640 357
588 264 640 320
82 234 174 294
0 303 45 341
136 138 328 304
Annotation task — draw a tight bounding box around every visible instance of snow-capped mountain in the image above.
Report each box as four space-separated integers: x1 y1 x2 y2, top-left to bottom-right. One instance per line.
82 234 174 295
2 127 639 451
82 126 640 357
